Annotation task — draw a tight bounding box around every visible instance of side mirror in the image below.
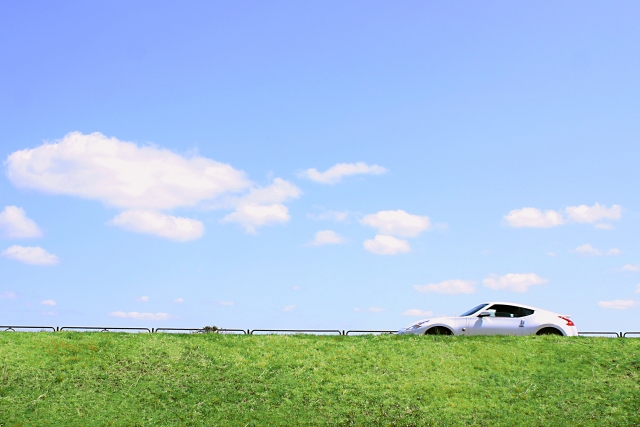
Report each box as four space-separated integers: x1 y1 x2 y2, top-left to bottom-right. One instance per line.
478 310 493 318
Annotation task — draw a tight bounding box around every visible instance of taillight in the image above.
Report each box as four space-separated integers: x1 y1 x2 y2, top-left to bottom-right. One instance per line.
559 316 574 326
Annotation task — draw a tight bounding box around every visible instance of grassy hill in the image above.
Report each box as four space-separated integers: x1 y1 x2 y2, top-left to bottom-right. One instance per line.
0 332 639 426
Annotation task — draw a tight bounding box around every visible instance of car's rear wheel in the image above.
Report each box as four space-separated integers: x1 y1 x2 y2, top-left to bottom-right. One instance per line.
536 327 563 336
425 326 453 336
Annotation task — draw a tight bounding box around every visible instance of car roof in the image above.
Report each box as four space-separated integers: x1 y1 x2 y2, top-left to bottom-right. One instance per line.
482 301 544 312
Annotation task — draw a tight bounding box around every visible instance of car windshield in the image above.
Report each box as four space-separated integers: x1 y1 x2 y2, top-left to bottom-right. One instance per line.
460 303 488 317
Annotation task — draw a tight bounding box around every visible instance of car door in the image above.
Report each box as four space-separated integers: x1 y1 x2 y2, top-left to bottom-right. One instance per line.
465 316 523 335
464 304 524 336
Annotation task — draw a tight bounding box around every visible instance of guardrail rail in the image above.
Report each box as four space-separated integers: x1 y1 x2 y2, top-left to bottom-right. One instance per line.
1 325 56 332
344 330 397 335
250 329 342 335
578 331 621 338
1 327 639 337
58 326 152 333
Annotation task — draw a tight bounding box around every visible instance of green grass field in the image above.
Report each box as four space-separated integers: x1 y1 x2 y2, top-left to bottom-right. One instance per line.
0 332 639 426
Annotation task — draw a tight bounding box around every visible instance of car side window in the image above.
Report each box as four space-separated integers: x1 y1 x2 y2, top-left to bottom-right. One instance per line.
487 304 534 318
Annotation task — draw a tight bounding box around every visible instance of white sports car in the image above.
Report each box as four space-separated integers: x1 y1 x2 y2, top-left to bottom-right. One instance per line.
398 302 578 336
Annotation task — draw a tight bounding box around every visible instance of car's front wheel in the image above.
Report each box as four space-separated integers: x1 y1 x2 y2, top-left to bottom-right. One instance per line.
536 327 563 336
424 326 453 336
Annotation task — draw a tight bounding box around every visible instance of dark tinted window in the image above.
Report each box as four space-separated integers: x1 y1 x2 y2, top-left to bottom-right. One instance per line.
461 304 488 317
487 304 534 318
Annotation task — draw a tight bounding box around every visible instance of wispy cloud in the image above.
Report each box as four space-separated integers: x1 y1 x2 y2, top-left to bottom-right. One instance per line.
566 203 621 224
282 305 295 312
40 299 56 306
0 291 17 299
504 208 564 228
363 235 411 255
361 210 430 237
109 210 204 242
307 230 345 246
300 162 387 184
504 203 621 229
0 206 42 238
598 299 636 310
221 179 302 234
621 264 640 272
1 245 59 266
574 244 621 256
483 273 547 293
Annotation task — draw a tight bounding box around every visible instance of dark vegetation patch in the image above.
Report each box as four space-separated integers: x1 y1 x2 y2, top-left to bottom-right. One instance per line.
0 333 639 426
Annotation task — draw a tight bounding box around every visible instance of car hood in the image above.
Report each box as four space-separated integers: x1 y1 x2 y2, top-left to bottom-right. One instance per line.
403 316 459 329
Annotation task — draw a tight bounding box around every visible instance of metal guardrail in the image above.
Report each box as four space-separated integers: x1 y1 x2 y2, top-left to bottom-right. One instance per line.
1 327 639 337
154 327 204 334
250 329 342 335
578 332 621 338
0 325 56 332
345 330 397 335
154 328 247 334
58 326 152 333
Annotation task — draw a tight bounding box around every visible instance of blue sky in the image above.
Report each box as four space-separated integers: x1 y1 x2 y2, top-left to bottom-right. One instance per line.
1 1 639 331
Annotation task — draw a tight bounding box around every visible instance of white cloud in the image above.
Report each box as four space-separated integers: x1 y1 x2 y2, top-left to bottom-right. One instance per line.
307 210 349 222
300 162 387 184
547 251 557 257
173 298 184 303
136 296 150 302
361 210 430 237
354 307 385 313
635 284 640 294
220 178 301 233
594 223 615 230
292 286 301 291
483 273 548 293
1 245 59 266
363 235 411 255
566 203 621 224
0 291 17 299
108 210 204 242
621 263 640 272
108 311 172 320
504 208 564 228
574 244 621 256
505 203 622 229
219 301 234 306
234 178 301 205
402 309 434 317
40 299 56 306
7 133 306 238
413 280 476 295
282 305 295 312
6 132 250 210
307 230 345 246
221 203 290 234
0 206 42 238
598 299 636 310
